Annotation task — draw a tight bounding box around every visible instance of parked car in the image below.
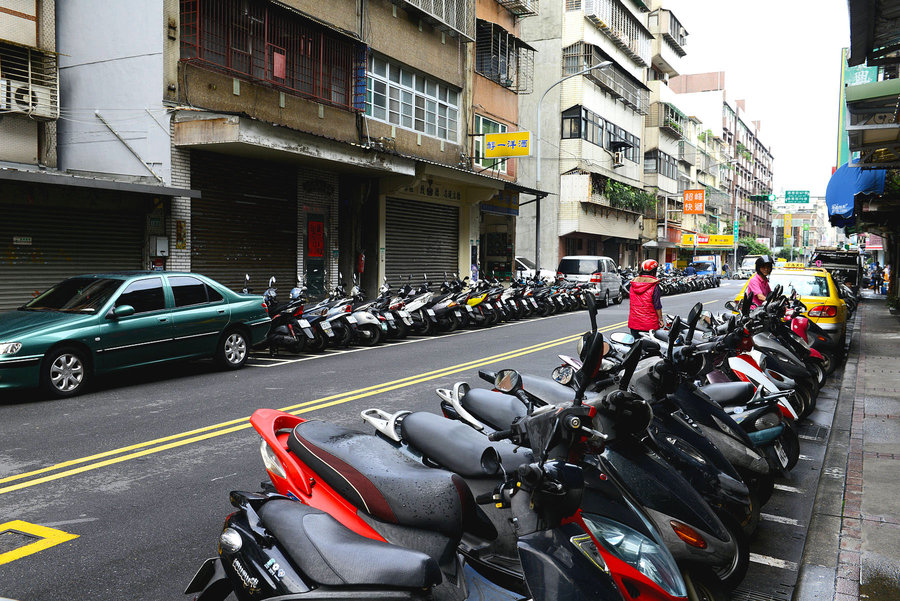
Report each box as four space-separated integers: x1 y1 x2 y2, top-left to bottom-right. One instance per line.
736 254 763 279
556 255 623 306
513 256 556 281
0 272 271 398
734 264 848 346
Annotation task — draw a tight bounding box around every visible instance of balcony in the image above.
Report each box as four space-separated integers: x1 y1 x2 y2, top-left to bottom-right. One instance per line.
583 0 652 67
646 102 686 138
389 0 476 41
496 0 539 17
562 43 649 114
678 140 696 165
475 19 535 93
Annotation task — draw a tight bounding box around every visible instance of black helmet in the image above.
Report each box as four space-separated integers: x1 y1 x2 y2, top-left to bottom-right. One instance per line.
755 255 775 275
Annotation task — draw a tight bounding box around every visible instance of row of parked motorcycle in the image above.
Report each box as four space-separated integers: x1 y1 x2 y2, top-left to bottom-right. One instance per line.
252 272 618 356
620 267 721 297
186 282 846 601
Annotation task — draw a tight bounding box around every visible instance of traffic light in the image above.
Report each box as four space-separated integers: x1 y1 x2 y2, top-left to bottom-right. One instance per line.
750 194 776 202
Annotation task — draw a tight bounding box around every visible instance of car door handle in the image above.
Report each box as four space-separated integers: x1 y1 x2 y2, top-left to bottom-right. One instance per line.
217 309 225 314
158 317 168 323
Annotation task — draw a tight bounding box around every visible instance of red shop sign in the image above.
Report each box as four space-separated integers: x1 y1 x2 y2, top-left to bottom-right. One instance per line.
308 220 325 258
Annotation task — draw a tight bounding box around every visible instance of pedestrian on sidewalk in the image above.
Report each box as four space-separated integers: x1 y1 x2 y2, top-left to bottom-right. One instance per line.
746 255 774 309
723 261 730 279
628 259 663 338
872 262 883 293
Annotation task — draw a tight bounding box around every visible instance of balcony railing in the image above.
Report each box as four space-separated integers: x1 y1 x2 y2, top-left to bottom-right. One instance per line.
583 0 652 66
390 0 476 41
562 42 649 114
645 102 685 138
678 140 696 165
496 0 539 17
475 19 534 93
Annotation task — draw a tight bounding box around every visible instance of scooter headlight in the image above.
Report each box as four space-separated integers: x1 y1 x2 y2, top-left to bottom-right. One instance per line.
581 513 687 598
259 439 287 479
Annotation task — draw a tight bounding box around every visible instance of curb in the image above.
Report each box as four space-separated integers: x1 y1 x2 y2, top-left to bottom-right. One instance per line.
793 306 863 601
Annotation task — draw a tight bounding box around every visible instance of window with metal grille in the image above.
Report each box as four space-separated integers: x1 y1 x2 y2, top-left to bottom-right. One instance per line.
365 55 459 143
395 0 476 41
0 41 59 121
473 114 507 173
474 19 534 93
180 0 365 112
561 105 639 162
644 149 677 180
561 43 648 115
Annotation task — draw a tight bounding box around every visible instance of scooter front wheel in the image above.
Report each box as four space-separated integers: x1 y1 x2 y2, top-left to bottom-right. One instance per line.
713 510 750 590
683 567 728 601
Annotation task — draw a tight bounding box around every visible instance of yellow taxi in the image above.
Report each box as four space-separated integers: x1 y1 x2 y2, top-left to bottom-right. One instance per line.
734 262 849 344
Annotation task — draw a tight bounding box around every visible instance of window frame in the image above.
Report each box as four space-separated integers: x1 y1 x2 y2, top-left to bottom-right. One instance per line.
473 114 508 173
115 278 167 315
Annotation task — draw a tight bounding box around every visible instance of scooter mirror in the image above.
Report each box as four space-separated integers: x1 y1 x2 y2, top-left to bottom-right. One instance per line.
494 369 522 394
667 316 682 363
609 332 635 345
575 332 605 404
268 276 276 287
740 293 752 316
585 292 597 332
686 302 703 341
723 300 739 312
244 274 250 282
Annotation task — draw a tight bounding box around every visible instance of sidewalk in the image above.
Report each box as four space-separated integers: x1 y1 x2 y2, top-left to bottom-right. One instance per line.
795 292 900 601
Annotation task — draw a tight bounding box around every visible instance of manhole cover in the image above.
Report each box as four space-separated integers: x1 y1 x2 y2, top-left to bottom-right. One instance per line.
797 423 829 442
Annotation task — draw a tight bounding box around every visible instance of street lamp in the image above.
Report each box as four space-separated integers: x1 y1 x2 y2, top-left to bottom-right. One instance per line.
531 59 612 273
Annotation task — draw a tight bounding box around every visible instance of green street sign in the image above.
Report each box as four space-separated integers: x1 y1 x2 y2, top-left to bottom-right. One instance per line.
732 221 739 236
803 223 809 231
785 190 809 204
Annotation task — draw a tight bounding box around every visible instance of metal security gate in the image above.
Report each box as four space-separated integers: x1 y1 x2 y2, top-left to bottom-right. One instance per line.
191 152 298 293
385 198 459 286
0 203 144 311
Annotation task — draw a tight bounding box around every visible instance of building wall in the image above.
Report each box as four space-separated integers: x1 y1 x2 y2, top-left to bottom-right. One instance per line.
57 0 169 181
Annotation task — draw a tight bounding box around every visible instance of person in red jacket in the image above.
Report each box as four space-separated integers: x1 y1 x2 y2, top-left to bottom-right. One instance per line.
628 259 663 337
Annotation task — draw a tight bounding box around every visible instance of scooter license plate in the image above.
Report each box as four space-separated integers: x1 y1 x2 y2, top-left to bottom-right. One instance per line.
385 313 395 321
320 321 332 331
400 310 410 318
465 305 474 314
346 315 357 324
299 319 311 328
427 309 436 317
380 322 389 331
530 299 538 308
774 440 789 468
454 310 462 318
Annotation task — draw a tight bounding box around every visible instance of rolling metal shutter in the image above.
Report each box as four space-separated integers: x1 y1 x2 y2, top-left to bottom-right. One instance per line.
190 152 298 293
0 203 144 311
385 198 459 286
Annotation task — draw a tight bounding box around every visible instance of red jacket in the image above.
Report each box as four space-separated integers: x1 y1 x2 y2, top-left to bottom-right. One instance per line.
628 275 660 331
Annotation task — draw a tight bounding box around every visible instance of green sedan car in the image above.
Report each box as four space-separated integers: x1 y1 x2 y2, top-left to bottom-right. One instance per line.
0 272 271 398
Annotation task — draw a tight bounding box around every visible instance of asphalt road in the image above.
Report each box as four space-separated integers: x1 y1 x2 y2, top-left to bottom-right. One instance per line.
0 283 739 601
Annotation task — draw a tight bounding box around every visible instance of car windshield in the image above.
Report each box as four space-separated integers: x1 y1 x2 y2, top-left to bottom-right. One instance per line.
22 278 124 313
693 262 715 271
517 257 536 270
740 258 758 270
811 253 858 267
769 273 831 298
558 258 602 275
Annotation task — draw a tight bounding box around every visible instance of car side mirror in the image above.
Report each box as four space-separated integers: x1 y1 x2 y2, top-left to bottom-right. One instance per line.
108 304 135 319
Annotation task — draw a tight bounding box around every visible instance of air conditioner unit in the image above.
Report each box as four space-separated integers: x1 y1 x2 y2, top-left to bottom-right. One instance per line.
612 151 625 168
0 78 58 120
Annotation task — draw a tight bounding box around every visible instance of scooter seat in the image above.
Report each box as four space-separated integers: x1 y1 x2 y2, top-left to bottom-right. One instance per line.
258 499 441 589
700 382 755 406
521 374 577 404
460 388 527 431
289 420 471 537
401 412 533 477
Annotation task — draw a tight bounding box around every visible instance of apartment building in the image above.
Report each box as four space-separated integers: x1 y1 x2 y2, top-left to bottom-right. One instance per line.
49 0 526 299
670 72 775 242
516 0 652 271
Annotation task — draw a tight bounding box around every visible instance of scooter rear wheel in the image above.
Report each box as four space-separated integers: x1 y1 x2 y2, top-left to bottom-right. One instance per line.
683 567 728 601
780 419 801 471
307 331 327 352
713 510 751 590
359 324 382 346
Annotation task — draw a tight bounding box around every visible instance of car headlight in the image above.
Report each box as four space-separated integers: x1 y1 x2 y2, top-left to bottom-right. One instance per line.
0 342 22 355
581 512 687 598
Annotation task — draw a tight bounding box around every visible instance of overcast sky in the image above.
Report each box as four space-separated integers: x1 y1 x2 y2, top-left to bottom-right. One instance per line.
670 0 851 198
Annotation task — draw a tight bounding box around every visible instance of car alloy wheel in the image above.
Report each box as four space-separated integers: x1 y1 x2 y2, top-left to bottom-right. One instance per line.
218 330 248 369
44 347 88 397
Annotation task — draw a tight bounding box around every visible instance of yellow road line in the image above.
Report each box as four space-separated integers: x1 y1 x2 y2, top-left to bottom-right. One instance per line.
0 520 79 565
0 322 626 495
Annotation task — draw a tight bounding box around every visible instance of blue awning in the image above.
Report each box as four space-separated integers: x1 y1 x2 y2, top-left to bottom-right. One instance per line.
825 162 886 228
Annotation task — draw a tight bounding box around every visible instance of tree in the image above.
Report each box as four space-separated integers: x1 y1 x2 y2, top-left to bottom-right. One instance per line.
738 236 770 255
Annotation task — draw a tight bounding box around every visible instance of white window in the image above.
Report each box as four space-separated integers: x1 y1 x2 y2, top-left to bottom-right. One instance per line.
473 115 508 174
365 56 459 143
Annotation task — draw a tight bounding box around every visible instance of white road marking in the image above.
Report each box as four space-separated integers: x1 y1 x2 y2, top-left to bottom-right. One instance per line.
761 513 801 526
750 553 799 571
774 484 804 494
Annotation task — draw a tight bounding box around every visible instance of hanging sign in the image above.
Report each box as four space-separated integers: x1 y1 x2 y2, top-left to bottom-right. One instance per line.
683 189 705 214
484 131 531 158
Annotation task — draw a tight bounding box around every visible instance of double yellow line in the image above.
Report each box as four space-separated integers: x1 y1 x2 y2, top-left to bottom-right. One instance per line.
0 320 627 495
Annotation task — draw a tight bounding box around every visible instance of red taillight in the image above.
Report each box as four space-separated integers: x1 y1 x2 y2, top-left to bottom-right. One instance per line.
590 271 602 284
808 305 837 318
557 272 564 279
293 306 304 317
344 305 352 313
